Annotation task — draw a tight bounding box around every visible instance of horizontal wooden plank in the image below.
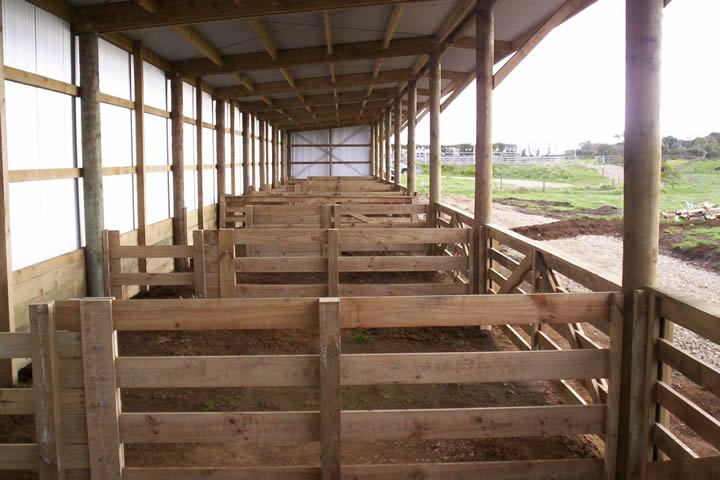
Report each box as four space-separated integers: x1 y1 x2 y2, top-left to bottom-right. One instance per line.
0 387 32 414
647 456 720 480
235 257 328 273
8 167 82 182
0 331 81 359
234 229 328 246
235 284 328 297
339 283 468 296
657 339 720 398
339 204 427 215
123 458 603 480
340 293 612 328
0 443 89 470
652 287 720 346
4 66 79 96
338 228 470 245
656 381 720 451
119 405 605 444
435 202 475 225
111 245 194 259
653 423 698 460
115 349 609 388
338 255 466 272
111 272 195 286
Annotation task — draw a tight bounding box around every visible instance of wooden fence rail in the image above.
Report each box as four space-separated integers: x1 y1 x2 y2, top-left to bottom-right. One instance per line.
628 286 720 480
0 292 621 478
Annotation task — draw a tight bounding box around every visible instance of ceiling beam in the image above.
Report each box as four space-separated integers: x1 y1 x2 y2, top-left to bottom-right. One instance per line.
237 88 398 112
216 68 463 98
73 0 445 33
322 10 340 118
172 36 436 76
135 0 157 14
172 25 222 66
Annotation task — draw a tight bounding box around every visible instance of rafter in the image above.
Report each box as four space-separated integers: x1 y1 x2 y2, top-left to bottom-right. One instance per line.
246 17 317 123
237 88 397 112
172 36 436 76
135 0 157 14
361 4 405 117
322 10 340 119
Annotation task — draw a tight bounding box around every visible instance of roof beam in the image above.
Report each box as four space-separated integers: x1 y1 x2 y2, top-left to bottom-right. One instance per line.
73 0 444 33
237 88 398 112
172 36 436 76
216 68 463 98
322 10 339 118
172 25 222 66
135 0 157 14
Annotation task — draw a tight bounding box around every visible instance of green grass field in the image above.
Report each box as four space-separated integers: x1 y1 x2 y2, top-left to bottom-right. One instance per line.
402 160 720 214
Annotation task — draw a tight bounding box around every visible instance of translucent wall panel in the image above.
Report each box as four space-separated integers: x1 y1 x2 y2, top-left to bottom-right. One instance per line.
202 127 215 204
143 61 167 110
144 113 170 224
225 132 231 193
101 103 133 167
202 92 213 124
99 39 131 99
5 82 39 170
183 82 195 118
183 123 197 210
3 0 37 73
104 175 135 233
10 180 79 270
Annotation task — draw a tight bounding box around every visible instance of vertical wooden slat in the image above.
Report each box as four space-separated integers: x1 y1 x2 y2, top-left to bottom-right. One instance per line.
192 230 207 298
327 229 339 297
218 229 236 298
251 115 256 190
272 125 279 188
384 109 391 183
102 231 111 297
171 75 188 271
132 42 147 286
80 299 122 480
0 1 13 386
242 111 250 194
604 293 624 480
196 79 204 229
31 303 64 480
107 231 122 300
319 297 341 480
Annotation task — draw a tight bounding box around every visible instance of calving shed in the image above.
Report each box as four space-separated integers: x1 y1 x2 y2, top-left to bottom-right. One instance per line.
0 0 717 479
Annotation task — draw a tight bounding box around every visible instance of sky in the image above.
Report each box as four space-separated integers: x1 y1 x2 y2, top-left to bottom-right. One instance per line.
411 0 720 153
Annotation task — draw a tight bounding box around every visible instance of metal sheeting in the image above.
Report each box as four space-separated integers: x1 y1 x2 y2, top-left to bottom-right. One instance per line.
99 38 131 99
290 126 371 179
183 122 197 210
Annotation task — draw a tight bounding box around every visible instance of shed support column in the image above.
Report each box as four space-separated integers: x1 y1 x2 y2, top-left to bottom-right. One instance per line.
79 32 104 298
132 42 147 284
407 80 417 195
475 0 494 294
284 130 291 180
393 97 401 189
621 0 664 477
272 125 279 187
242 112 250 193
251 116 256 191
0 4 14 386
230 102 236 195
170 74 187 270
429 50 441 208
195 79 204 228
259 120 266 190
377 121 383 180
216 98 226 212
279 129 286 185
384 110 391 183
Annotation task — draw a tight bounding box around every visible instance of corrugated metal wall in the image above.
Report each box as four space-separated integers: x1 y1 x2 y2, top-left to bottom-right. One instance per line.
290 126 371 179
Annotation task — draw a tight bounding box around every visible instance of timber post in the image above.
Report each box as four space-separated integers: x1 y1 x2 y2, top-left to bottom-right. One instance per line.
79 32 105 297
620 0 664 477
393 96 401 188
475 0 494 294
407 80 417 196
429 49 442 223
171 74 188 272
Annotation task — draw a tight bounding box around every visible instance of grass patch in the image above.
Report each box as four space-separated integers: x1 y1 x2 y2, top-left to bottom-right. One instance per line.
350 331 372 345
671 239 717 249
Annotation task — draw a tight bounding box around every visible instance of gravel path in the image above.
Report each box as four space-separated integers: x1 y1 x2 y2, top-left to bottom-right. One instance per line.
442 195 556 228
590 164 624 184
544 235 720 367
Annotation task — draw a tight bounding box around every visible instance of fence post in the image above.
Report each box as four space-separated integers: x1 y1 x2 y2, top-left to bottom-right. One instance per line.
192 231 207 298
218 229 236 298
106 231 123 300
328 229 339 297
79 298 122 479
604 293 624 480
319 297 341 480
30 303 64 479
219 194 226 228
245 205 254 257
